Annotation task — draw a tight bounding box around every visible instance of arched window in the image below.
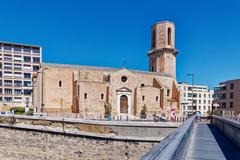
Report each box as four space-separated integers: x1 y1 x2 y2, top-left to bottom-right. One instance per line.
84 93 87 99
59 80 62 87
142 96 145 101
101 93 104 100
156 96 159 102
167 27 171 45
152 29 156 48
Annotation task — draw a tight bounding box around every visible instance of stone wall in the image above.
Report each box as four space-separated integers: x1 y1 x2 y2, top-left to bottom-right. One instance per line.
0 127 157 160
0 115 178 141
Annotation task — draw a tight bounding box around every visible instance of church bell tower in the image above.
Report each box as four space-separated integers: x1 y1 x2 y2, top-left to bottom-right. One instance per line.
148 21 179 77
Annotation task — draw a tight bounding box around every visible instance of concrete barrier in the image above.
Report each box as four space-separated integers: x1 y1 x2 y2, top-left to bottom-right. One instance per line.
141 115 196 160
212 115 240 149
0 115 179 142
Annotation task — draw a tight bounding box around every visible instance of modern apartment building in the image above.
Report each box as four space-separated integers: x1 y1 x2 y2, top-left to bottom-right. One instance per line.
178 82 214 117
214 79 240 114
0 42 41 110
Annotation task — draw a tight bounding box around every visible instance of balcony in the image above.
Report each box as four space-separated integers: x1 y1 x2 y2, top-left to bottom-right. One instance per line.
214 85 226 91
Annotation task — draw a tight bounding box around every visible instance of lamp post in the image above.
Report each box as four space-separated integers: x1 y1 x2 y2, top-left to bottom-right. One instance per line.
187 73 194 115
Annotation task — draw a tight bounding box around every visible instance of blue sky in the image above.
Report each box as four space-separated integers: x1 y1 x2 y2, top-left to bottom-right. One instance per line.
0 0 240 88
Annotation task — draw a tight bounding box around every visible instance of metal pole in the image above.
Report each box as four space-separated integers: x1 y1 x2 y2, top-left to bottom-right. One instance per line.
41 68 45 112
192 74 194 115
187 73 194 115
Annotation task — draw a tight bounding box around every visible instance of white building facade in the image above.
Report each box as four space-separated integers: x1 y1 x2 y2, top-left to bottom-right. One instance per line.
0 42 42 110
178 82 214 117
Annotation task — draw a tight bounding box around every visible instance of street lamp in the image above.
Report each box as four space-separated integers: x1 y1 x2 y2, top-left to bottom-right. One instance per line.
187 73 194 115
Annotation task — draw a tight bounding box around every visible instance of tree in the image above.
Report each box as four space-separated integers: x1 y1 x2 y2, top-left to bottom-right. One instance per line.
104 103 112 117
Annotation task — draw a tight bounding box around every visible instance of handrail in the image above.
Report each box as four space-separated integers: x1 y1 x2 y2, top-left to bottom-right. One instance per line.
141 115 196 160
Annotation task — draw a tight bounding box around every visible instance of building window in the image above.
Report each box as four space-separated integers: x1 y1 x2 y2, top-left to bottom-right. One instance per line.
203 106 206 110
230 102 233 108
142 95 145 101
230 92 234 99
199 100 201 103
23 89 32 95
4 97 12 102
84 93 87 99
204 100 206 104
156 96 159 101
23 56 31 62
33 65 40 71
3 45 12 51
121 76 127 83
141 83 145 87
59 81 62 87
220 93 226 99
188 93 192 97
14 81 22 87
167 89 170 96
33 47 40 53
222 103 226 108
230 83 234 90
198 106 201 110
24 81 31 87
152 29 156 48
4 80 12 86
188 87 192 91
4 89 12 95
23 46 31 53
33 57 40 63
204 94 206 98
14 45 21 52
101 94 104 100
14 89 22 95
24 73 31 79
167 27 172 45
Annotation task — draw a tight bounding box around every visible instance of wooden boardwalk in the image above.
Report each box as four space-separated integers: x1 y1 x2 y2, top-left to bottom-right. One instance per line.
185 122 240 160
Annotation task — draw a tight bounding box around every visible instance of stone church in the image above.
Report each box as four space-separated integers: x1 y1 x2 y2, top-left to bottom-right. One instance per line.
32 21 180 119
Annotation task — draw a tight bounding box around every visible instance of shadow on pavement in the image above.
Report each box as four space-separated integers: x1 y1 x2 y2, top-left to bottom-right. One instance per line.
207 124 240 160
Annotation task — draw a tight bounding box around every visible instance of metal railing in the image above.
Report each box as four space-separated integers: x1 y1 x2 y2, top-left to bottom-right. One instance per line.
141 115 197 160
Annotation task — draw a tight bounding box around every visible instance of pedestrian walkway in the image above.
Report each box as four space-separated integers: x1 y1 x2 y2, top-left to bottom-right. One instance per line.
185 122 240 160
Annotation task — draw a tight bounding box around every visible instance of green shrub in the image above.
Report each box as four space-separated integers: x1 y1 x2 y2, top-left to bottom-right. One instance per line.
10 107 25 115
26 110 33 116
10 107 34 115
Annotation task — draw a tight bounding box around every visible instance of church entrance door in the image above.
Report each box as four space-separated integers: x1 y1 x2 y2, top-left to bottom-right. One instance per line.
120 95 128 113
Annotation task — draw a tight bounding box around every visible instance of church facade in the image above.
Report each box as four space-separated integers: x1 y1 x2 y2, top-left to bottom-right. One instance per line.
32 21 180 119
